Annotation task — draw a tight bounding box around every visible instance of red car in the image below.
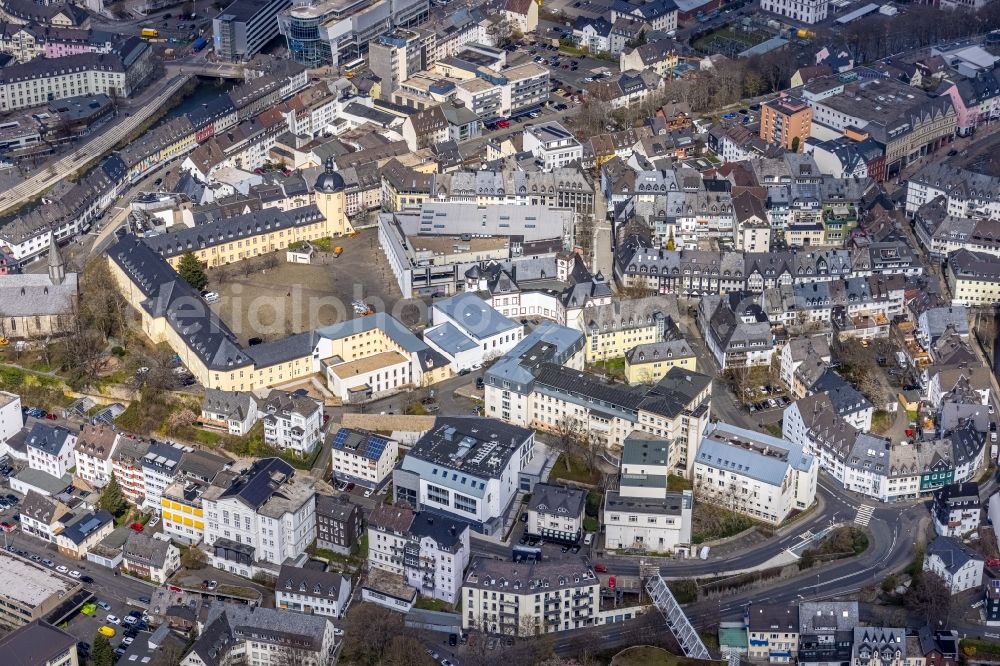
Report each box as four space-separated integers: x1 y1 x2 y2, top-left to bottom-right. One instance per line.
45 413 57 420
593 563 607 573
497 120 510 128
905 428 914 437
130 523 144 532
0 522 14 532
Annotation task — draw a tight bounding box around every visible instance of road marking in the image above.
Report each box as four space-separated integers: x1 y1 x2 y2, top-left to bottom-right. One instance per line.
798 530 813 540
854 505 875 527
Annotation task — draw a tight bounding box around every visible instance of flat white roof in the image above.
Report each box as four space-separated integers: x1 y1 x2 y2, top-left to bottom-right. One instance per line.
0 554 77 608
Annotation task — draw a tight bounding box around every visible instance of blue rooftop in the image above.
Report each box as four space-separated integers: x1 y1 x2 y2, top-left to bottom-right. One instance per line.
432 293 519 340
424 322 478 355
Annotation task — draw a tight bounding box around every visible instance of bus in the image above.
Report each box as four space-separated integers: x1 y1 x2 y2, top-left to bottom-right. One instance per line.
512 545 542 563
141 28 159 39
341 57 365 76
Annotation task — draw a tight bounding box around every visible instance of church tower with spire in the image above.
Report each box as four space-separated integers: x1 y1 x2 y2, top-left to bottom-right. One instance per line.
47 231 65 286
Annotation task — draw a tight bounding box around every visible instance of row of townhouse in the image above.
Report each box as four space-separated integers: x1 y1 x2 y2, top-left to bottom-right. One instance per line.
913 195 1000 259
0 36 153 112
782 394 987 502
0 22 119 62
603 153 873 249
738 600 961 666
0 60 309 263
615 234 922 298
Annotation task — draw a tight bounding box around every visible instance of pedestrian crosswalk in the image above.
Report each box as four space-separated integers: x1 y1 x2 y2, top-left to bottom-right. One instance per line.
854 504 875 527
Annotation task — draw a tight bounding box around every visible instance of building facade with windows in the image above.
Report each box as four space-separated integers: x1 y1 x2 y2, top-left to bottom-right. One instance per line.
25 423 76 479
213 0 292 62
526 483 586 544
201 457 317 575
393 417 536 535
316 494 363 555
72 424 118 488
694 422 818 525
262 389 324 455
461 557 600 636
367 503 470 604
603 432 694 552
329 428 398 489
275 564 352 617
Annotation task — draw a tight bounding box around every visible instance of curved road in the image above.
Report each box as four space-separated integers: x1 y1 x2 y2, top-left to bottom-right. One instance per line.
0 73 191 216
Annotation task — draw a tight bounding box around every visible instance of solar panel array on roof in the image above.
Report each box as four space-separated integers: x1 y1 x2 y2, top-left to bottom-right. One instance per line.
220 458 295 509
331 428 389 461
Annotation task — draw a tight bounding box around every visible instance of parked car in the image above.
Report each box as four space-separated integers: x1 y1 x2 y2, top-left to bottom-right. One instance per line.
106 614 121 625
594 563 607 573
69 570 81 578
98 626 115 638
56 565 69 574
207 580 218 591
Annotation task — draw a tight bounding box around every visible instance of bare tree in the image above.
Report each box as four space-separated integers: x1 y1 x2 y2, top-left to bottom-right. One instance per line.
907 572 952 627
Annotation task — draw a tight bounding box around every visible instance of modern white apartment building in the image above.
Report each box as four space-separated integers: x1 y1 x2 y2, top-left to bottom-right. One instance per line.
760 0 828 24
483 322 586 427
523 122 583 170
262 389 324 455
423 293 523 371
25 424 76 479
141 441 189 511
72 424 119 488
487 332 713 477
368 503 470 604
329 428 398 489
393 417 536 536
694 422 818 525
462 557 600 636
0 392 22 459
202 457 317 576
604 432 694 553
276 564 352 618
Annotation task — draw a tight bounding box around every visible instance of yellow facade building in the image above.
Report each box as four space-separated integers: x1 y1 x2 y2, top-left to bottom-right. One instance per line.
624 339 697 384
578 297 670 364
108 162 449 395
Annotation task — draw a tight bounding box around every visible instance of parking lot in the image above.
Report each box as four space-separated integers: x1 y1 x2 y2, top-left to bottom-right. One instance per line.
1 528 156 659
744 384 791 415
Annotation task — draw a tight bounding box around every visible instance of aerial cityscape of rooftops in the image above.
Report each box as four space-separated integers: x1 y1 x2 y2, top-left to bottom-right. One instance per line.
6 0 1000 664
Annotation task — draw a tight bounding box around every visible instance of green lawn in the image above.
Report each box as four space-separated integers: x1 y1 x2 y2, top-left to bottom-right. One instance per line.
962 639 1000 658
559 44 588 57
549 454 602 486
414 597 452 612
871 410 892 435
692 503 758 544
611 646 678 666
590 357 627 380
667 475 692 492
